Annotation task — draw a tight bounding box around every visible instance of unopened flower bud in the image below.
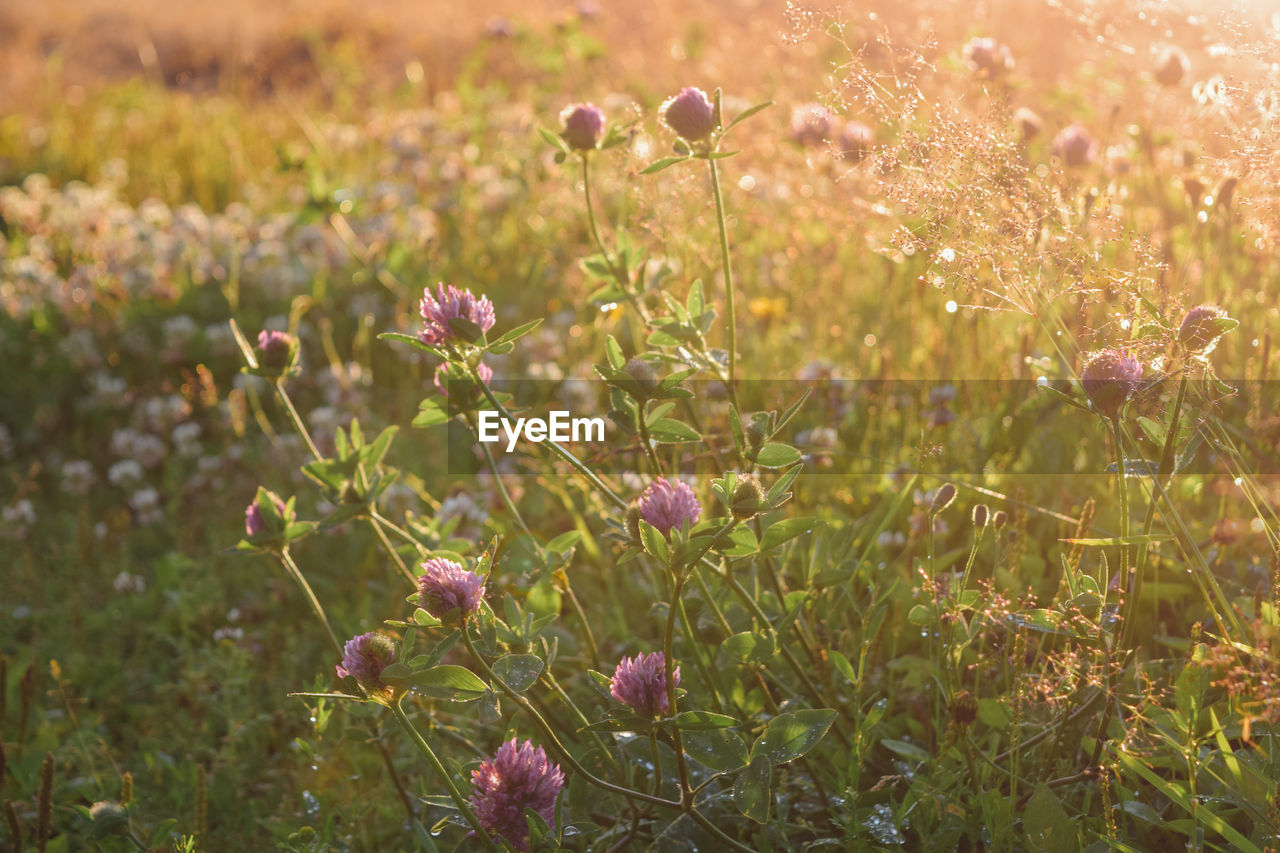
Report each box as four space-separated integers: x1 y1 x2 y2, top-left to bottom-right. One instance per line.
1178 305 1234 355
625 503 644 541
1081 348 1143 417
730 475 767 520
972 504 989 529
745 420 768 449
993 510 1009 530
1154 46 1189 87
930 483 958 514
256 329 297 372
662 87 716 142
561 103 605 151
624 357 659 397
949 690 978 726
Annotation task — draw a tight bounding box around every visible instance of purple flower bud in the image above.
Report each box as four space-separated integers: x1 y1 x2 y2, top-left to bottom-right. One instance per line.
1013 107 1043 140
1051 123 1098 167
470 739 564 852
256 329 296 370
1081 348 1144 417
963 37 1014 77
561 103 606 151
790 103 835 147
1178 304 1231 354
335 631 397 702
434 361 493 398
417 557 486 621
662 87 716 142
610 651 678 717
418 283 496 346
244 491 291 537
638 477 701 538
837 120 875 161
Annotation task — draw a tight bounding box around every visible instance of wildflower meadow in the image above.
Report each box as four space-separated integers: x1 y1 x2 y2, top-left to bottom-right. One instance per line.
3 0 1280 850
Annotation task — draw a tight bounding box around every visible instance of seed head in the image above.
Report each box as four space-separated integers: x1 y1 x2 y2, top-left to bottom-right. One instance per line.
638 478 702 538
930 483 958 514
417 557 486 621
949 690 979 726
662 87 716 142
469 739 565 852
1081 348 1144 417
560 103 605 151
610 651 678 717
335 631 398 702
418 283 496 346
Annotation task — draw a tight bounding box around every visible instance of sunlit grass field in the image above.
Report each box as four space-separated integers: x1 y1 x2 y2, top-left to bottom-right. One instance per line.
3 0 1280 850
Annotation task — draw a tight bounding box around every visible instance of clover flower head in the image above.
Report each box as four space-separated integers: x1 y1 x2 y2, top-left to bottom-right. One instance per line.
469 739 564 851
418 283 496 346
417 557 486 620
637 477 701 537
335 631 397 701
1051 123 1098 167
661 87 716 142
1081 348 1144 417
561 103 606 151
963 37 1014 77
610 651 678 717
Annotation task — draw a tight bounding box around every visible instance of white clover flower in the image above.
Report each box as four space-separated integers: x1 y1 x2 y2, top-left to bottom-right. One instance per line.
61 460 96 496
129 487 163 525
108 459 144 489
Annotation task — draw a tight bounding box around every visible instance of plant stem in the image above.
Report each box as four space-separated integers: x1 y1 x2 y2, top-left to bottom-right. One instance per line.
278 547 341 653
707 155 740 410
460 631 681 810
273 379 324 463
389 699 498 849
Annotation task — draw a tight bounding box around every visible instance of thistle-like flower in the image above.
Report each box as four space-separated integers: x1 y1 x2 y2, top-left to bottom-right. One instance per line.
417 557 486 621
637 477 701 538
661 87 716 142
560 103 606 151
963 37 1014 77
1081 348 1144 417
470 739 565 852
1051 123 1098 167
610 651 678 717
419 283 496 346
335 631 398 703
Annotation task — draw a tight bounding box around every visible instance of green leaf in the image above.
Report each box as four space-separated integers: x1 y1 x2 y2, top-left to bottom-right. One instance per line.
683 729 748 772
754 443 802 468
404 665 488 701
641 156 688 174
492 654 544 693
378 331 445 359
489 318 543 348
733 755 772 823
412 608 442 627
545 530 582 554
605 335 626 370
1024 783 1076 853
413 398 452 428
750 709 837 765
726 100 774 131
881 738 930 762
719 631 774 664
638 520 671 563
647 418 701 443
759 516 819 551
669 710 739 731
